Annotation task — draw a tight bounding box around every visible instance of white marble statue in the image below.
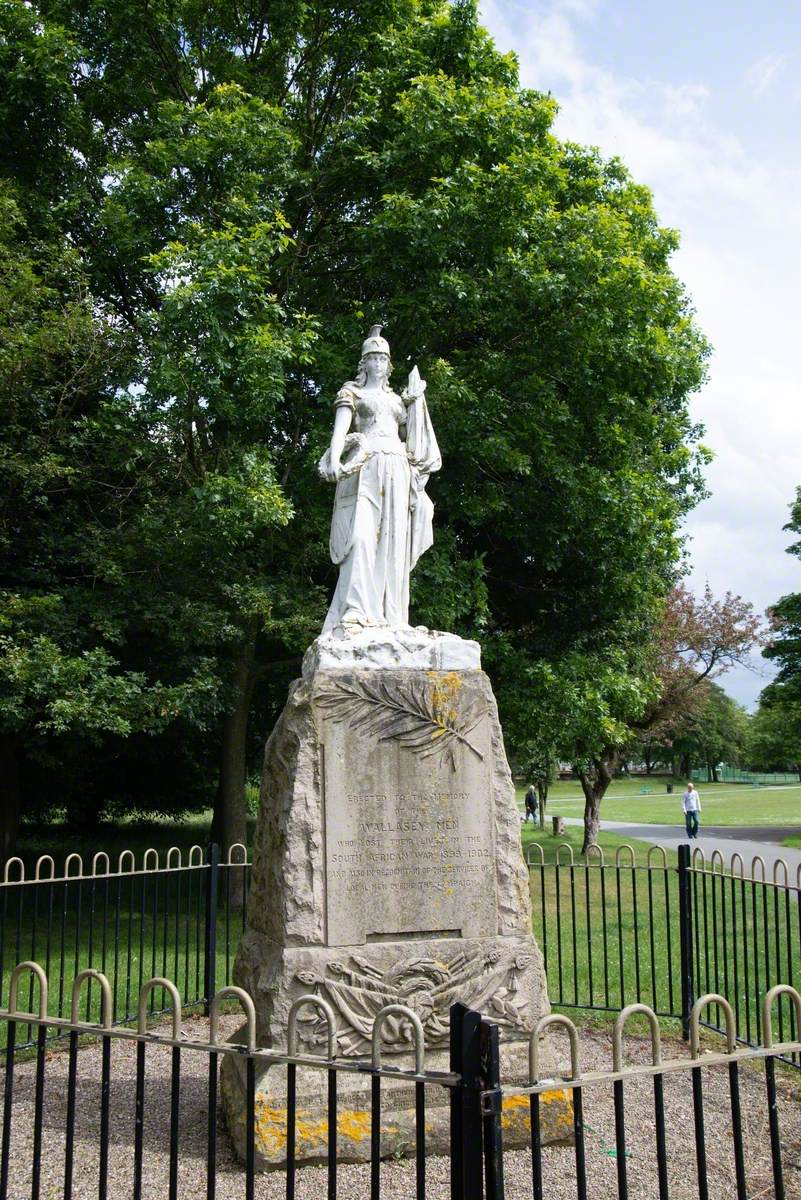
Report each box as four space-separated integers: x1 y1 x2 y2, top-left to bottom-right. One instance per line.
318 327 442 634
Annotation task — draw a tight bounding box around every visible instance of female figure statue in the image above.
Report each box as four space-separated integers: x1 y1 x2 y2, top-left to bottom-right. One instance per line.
319 327 441 633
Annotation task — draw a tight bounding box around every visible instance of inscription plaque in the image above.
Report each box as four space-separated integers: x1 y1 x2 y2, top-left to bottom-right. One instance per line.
318 674 498 946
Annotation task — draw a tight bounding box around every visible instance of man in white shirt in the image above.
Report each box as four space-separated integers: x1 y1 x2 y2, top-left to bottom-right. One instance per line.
682 782 701 839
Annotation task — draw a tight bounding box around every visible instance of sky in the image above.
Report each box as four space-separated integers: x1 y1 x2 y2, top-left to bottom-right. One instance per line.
480 0 801 708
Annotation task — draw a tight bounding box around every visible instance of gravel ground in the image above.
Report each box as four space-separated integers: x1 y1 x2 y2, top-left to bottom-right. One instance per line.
2 1016 801 1199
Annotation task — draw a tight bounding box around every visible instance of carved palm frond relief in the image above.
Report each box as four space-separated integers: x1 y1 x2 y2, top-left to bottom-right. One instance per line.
315 676 485 770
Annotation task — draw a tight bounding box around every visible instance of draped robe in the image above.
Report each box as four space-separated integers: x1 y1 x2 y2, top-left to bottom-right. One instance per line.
322 382 441 633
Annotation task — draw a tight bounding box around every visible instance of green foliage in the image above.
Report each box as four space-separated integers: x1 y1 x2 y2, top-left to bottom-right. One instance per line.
499 642 657 781
750 488 801 775
0 0 710 836
691 683 749 775
639 682 750 781
0 191 147 733
0 184 225 826
765 488 801 687
746 696 801 774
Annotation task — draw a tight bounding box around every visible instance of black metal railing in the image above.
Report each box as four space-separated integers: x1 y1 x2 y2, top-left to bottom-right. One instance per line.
687 846 801 1054
0 963 452 1200
492 986 801 1200
528 839 801 1065
0 844 249 1049
1 964 799 1200
4 836 801 1069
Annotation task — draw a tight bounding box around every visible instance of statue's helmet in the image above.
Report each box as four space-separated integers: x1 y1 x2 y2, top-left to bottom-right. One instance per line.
361 324 390 357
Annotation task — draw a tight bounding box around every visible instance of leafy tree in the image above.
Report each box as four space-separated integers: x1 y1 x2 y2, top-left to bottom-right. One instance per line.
630 732 675 775
101 90 318 854
764 489 801 685
1 0 711 852
570 585 761 851
689 683 749 782
746 692 801 777
653 683 749 782
0 185 222 856
749 488 801 780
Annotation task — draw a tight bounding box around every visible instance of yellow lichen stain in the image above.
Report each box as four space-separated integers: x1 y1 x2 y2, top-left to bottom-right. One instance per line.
427 671 462 732
500 1094 530 1132
254 1102 329 1158
541 1088 574 1127
499 1090 574 1133
297 1117 330 1150
254 1103 396 1159
254 1101 290 1159
337 1110 371 1141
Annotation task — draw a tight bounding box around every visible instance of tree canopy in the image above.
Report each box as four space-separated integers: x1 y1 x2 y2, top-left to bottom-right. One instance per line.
764 490 801 687
515 584 760 851
0 0 711 853
750 488 801 779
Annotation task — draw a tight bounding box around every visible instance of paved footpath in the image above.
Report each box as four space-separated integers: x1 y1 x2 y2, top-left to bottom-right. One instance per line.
562 817 801 877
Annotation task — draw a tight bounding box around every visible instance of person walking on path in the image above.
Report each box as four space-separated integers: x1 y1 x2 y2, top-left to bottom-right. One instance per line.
682 781 701 839
524 784 538 823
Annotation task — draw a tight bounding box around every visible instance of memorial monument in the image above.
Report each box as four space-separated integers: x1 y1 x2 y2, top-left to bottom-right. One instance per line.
222 328 562 1166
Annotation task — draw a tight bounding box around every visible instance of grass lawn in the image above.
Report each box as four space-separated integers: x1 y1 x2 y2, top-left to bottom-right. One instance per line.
520 821 672 865
516 777 801 827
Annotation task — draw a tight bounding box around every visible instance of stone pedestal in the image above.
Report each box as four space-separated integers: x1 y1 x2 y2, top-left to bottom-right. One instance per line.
223 652 561 1164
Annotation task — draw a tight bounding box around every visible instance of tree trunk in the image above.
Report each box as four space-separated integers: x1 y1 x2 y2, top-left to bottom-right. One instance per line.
578 750 619 854
644 747 652 775
0 734 22 866
212 628 257 906
536 781 548 829
680 753 690 779
579 778 601 854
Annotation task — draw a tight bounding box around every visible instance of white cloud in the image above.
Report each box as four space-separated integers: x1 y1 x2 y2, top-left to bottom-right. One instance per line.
481 1 801 707
662 83 711 119
746 52 790 97
486 5 801 234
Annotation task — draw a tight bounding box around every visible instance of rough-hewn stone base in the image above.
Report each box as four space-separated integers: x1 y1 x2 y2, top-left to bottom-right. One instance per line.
225 661 554 1168
221 1037 573 1170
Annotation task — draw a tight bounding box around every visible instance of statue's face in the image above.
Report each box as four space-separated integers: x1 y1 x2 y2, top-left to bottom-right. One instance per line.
364 351 389 380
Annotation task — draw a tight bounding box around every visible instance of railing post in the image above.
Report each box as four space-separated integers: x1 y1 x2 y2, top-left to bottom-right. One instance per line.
678 843 694 1041
204 844 220 1015
480 1019 504 1200
450 1003 484 1200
